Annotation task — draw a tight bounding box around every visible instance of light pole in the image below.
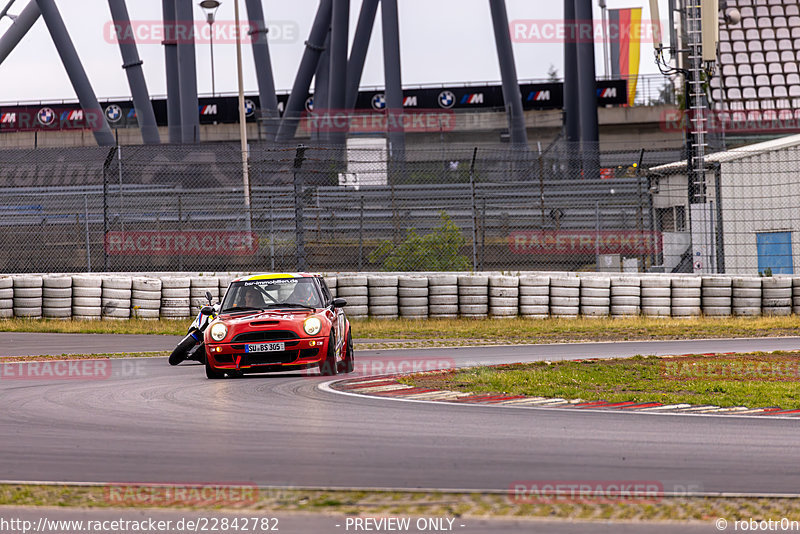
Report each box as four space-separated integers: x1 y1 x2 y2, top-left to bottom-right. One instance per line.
233 0 252 235
199 0 220 98
598 0 610 79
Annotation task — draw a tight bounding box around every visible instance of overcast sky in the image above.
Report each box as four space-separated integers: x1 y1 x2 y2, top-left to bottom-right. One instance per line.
0 0 668 103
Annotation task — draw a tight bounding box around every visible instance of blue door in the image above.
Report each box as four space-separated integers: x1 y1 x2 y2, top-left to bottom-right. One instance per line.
756 232 794 274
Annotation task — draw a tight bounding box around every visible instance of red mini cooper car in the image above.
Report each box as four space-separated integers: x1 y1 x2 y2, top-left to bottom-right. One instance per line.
203 273 354 379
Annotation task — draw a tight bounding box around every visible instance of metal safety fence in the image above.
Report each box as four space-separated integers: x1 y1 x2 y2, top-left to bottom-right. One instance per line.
0 140 693 274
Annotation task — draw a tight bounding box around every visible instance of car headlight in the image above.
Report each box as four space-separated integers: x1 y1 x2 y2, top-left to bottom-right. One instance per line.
303 317 322 336
210 322 228 342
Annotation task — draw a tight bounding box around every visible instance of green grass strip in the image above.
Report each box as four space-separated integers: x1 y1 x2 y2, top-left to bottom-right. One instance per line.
403 352 800 410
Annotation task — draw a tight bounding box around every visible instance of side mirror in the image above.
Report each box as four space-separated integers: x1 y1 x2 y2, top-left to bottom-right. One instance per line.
200 305 215 316
205 290 213 304
332 298 347 309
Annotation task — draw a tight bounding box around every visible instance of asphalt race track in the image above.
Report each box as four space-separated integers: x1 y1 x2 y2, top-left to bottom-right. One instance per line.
1 334 800 494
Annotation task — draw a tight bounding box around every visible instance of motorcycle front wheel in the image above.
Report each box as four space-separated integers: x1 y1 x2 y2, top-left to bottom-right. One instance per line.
169 334 198 366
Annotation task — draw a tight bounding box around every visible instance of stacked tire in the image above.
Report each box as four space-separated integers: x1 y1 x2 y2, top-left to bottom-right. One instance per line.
458 274 488 318
161 277 191 319
398 276 428 319
72 275 102 320
324 277 337 299
701 277 732 317
217 276 235 303
671 277 701 317
428 275 459 319
641 277 671 317
131 277 161 319
338 275 368 319
102 276 132 320
549 276 579 318
762 277 792 316
518 275 549 318
610 277 640 317
732 277 762 317
0 277 12 318
42 275 72 319
190 277 219 315
13 275 43 319
580 277 610 318
793 278 800 316
368 275 399 319
489 276 519 319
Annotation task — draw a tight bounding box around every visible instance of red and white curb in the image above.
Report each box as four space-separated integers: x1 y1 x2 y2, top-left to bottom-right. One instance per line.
326 373 800 418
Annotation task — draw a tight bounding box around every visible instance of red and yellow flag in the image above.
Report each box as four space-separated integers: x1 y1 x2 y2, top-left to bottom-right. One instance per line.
609 8 643 106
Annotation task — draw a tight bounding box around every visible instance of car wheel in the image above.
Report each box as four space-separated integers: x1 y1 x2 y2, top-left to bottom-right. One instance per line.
319 331 338 376
339 327 355 374
205 358 226 379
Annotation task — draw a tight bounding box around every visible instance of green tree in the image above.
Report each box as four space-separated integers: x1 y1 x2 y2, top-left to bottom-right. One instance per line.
369 212 471 272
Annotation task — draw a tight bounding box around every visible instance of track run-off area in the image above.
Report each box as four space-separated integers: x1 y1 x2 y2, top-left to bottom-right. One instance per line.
2 334 800 534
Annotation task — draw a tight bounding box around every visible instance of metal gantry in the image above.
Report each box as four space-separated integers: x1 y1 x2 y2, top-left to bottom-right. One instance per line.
0 0 530 153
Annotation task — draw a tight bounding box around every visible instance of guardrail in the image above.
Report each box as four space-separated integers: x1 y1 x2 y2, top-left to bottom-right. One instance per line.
0 272 792 320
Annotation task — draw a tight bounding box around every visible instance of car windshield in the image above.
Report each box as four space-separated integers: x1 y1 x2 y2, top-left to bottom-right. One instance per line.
220 278 323 312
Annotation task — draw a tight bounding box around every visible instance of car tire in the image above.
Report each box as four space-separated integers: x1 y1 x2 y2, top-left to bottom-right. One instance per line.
339 328 355 374
205 358 226 379
319 331 339 376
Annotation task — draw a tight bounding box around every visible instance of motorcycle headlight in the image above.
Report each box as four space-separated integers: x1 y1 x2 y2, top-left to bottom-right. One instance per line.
210 322 228 342
303 317 322 336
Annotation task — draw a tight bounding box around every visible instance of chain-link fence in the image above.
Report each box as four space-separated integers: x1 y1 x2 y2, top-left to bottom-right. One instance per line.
0 139 694 274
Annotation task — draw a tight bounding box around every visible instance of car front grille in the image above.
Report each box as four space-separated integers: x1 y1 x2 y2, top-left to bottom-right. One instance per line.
232 330 298 343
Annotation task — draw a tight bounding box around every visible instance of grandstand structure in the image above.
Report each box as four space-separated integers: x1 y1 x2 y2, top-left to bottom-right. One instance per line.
712 0 800 128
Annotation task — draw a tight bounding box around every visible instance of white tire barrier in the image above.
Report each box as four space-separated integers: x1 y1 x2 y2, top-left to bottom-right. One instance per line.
459 275 488 318
580 278 609 318
793 277 800 316
489 276 518 318
732 277 761 317
611 276 641 318
640 277 670 317
338 275 369 318
399 276 428 319
13 274 43 319
70 275 101 320
324 277 337 298
161 277 191 319
131 277 162 319
671 277 701 318
550 277 579 317
762 277 791 316
102 277 132 320
43 276 72 319
190 277 219 316
519 275 549 318
428 274 457 319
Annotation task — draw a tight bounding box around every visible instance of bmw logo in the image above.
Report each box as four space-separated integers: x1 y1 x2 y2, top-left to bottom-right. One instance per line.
371 94 386 111
438 91 456 109
244 99 256 117
37 107 55 125
304 97 314 112
105 105 123 123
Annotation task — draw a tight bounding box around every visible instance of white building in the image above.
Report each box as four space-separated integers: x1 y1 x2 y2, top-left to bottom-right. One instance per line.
650 134 800 275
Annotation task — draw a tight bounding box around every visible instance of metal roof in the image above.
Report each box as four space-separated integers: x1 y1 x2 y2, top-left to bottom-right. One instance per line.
650 133 800 173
